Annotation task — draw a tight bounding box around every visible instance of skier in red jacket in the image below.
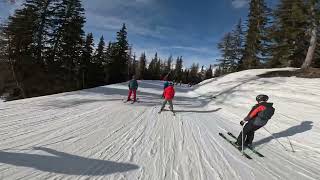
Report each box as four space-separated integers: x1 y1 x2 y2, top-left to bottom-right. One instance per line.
158 82 175 114
235 94 275 147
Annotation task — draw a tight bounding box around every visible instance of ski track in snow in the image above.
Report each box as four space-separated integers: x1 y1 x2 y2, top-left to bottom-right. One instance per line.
0 68 320 179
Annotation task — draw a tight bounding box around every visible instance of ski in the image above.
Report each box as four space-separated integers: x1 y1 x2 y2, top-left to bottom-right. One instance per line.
158 110 176 116
123 98 139 104
218 133 252 159
227 132 264 157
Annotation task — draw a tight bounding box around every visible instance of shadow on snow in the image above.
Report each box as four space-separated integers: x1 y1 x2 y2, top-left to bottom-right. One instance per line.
254 121 313 146
0 147 139 176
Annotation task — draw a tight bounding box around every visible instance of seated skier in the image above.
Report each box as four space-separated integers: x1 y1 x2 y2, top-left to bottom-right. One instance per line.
236 94 275 147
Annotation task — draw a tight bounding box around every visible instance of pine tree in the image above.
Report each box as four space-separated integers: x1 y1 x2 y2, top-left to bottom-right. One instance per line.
79 33 93 88
131 53 137 77
155 58 161 79
182 69 190 84
302 0 319 69
242 0 271 69
313 2 320 68
148 53 160 79
104 41 113 83
217 19 245 73
199 65 205 81
214 66 223 77
217 32 236 74
174 56 183 82
127 45 133 78
189 63 200 84
205 65 213 79
87 35 105 87
108 24 129 83
0 24 16 98
184 69 190 84
270 0 308 67
166 55 173 74
54 0 86 89
94 35 105 64
23 0 57 65
137 52 147 79
233 19 245 71
313 26 320 67
4 3 39 98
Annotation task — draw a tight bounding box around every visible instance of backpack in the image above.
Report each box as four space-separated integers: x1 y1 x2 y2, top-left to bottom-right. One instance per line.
254 103 275 126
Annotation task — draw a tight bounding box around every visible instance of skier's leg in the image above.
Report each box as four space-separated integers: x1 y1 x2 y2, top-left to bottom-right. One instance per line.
246 126 262 145
245 131 255 145
236 122 253 145
127 89 132 101
133 90 137 101
168 100 174 112
160 100 168 111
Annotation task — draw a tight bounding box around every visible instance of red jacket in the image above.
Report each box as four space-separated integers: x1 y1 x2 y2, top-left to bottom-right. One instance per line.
163 86 175 100
245 103 267 121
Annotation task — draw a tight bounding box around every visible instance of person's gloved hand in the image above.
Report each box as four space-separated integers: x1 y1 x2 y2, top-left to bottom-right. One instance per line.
240 120 245 126
244 116 250 121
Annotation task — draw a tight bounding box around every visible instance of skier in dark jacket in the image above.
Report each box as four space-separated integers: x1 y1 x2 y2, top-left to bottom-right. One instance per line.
127 75 138 102
236 94 275 147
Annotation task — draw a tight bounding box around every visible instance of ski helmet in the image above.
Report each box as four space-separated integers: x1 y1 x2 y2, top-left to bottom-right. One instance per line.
256 94 269 102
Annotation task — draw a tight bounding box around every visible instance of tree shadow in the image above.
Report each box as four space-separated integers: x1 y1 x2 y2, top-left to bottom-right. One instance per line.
254 121 313 146
163 108 222 113
45 98 124 109
0 147 139 176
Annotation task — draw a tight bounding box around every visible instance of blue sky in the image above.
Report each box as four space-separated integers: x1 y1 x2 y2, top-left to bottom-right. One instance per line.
0 0 278 68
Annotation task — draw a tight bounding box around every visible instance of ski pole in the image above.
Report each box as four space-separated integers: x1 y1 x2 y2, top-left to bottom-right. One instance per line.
241 121 248 155
286 136 295 152
242 123 244 155
262 127 289 152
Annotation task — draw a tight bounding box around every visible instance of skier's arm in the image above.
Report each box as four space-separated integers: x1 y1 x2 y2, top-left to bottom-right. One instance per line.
135 80 138 89
245 105 266 121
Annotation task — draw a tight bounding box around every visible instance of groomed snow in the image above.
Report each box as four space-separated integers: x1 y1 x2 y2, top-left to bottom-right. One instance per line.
0 68 319 180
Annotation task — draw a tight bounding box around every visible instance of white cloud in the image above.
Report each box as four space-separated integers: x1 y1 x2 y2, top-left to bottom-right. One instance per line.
160 46 212 54
85 12 169 39
83 0 155 12
231 0 249 8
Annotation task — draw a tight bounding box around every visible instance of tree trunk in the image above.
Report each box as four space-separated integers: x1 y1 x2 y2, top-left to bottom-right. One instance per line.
8 55 26 98
301 2 317 70
7 36 26 99
82 70 85 89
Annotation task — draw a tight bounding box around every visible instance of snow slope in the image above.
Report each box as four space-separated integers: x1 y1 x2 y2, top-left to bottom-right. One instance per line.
0 68 320 180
